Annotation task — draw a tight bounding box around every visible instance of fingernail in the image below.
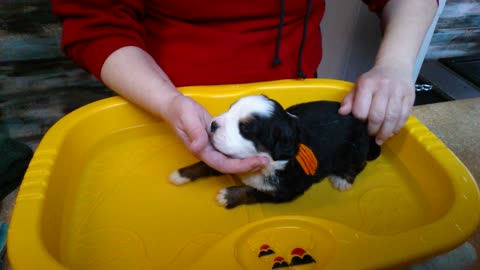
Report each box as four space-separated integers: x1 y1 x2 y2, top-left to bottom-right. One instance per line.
376 139 384 145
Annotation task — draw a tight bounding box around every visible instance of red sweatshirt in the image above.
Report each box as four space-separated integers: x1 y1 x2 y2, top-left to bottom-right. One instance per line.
52 0 392 87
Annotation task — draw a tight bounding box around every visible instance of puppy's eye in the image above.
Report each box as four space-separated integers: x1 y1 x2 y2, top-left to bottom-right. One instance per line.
239 122 251 134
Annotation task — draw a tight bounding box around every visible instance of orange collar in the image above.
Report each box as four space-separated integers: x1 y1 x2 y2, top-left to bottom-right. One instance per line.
295 144 317 176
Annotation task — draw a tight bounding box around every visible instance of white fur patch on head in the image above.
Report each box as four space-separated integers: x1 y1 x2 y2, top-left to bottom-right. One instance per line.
329 175 352 191
209 95 275 159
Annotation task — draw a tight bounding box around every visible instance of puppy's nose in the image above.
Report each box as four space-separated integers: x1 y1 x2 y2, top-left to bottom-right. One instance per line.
210 121 219 133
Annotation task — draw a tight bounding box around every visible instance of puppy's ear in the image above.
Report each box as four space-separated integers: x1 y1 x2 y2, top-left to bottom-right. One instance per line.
270 118 297 160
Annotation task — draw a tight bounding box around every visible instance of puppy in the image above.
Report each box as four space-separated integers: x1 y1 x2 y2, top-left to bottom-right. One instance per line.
169 95 381 209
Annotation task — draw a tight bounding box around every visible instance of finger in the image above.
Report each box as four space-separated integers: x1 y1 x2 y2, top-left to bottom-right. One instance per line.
182 109 211 154
182 120 209 154
338 91 354 115
199 149 268 174
376 95 402 145
189 130 208 154
393 96 413 134
352 83 373 121
367 93 388 136
200 109 213 129
220 156 269 174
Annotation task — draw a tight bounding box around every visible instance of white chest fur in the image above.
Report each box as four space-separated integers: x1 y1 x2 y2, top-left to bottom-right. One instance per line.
238 159 288 192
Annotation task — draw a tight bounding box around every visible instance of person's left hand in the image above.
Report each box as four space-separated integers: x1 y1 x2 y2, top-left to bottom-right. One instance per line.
338 63 415 145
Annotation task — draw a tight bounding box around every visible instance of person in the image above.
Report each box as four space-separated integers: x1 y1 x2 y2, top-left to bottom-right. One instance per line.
51 0 438 174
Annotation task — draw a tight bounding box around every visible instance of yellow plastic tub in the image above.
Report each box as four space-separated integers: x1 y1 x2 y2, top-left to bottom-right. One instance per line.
8 79 480 270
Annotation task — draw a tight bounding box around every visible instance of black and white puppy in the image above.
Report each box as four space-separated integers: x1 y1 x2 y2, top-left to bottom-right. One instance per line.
169 95 381 208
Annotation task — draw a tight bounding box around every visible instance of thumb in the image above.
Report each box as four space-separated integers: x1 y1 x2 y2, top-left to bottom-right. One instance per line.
338 91 354 115
187 125 209 154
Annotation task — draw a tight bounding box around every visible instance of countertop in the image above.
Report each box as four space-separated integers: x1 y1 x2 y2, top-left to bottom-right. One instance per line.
413 98 480 183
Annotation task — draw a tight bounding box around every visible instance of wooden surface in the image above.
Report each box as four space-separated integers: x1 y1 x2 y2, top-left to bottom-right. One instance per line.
413 98 480 186
0 58 113 148
413 97 480 269
0 1 112 148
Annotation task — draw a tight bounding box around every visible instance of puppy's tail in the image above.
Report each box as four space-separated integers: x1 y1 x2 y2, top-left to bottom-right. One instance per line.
367 136 381 161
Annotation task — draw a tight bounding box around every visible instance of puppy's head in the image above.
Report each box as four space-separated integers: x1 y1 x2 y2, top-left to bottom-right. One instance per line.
209 95 297 161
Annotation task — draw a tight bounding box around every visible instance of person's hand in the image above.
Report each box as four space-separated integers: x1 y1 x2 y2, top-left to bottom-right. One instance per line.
338 63 415 145
162 95 268 173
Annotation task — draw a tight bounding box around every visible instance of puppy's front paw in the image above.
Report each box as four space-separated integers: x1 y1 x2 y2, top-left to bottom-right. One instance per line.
169 170 191 186
329 176 352 191
216 188 229 207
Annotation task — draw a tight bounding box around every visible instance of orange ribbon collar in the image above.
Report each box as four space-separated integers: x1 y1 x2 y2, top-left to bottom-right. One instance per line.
295 144 318 176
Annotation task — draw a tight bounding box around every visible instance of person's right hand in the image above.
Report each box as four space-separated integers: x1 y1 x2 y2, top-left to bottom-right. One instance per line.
162 94 268 174
98 47 267 173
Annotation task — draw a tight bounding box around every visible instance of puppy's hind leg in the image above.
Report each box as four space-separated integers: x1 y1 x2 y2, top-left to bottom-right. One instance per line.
169 161 223 185
329 175 353 191
330 161 367 191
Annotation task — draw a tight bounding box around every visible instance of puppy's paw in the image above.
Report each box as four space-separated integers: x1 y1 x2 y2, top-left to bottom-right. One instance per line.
329 176 352 191
216 188 229 207
169 170 191 186
216 187 242 209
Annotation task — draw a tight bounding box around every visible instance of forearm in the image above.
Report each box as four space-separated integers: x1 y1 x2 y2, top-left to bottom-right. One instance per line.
375 0 437 76
100 46 181 118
